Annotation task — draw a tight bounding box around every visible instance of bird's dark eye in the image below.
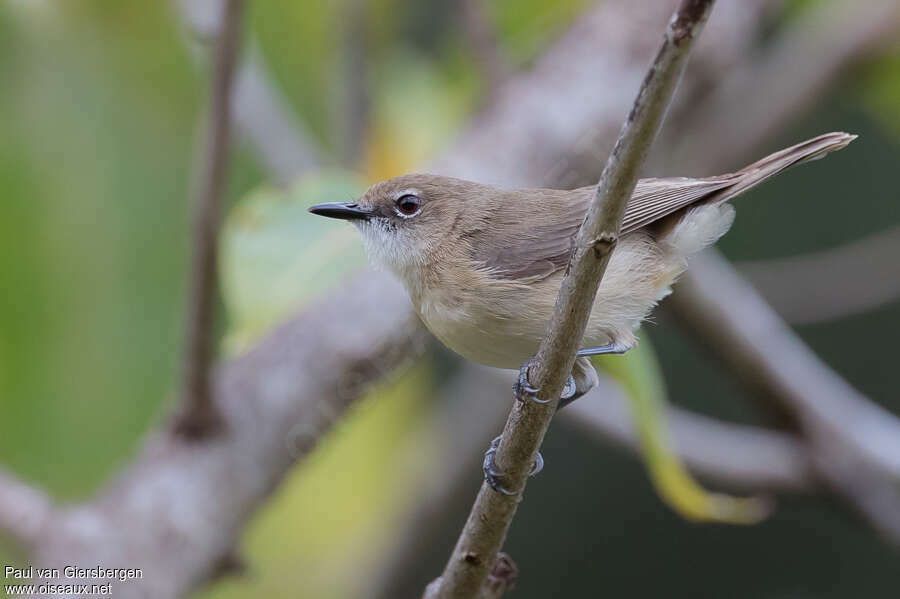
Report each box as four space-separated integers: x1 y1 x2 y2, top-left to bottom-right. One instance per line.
395 194 421 216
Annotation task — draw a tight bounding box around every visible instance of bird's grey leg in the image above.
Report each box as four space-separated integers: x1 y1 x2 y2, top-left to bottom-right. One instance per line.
489 355 596 492
576 339 634 357
483 360 554 493
486 342 636 491
482 435 544 495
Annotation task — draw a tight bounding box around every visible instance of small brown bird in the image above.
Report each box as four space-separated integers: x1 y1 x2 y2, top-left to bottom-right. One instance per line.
310 132 855 406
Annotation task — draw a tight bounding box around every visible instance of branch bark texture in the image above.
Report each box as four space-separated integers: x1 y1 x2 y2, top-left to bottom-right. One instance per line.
423 2 716 597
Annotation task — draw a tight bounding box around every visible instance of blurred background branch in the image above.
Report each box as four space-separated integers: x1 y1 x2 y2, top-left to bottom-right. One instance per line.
661 0 900 174
177 0 322 183
28 274 422 599
0 467 52 551
740 225 900 325
175 0 246 436
671 251 900 542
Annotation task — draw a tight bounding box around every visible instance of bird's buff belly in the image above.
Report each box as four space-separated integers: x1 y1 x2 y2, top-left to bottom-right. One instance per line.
416 300 549 370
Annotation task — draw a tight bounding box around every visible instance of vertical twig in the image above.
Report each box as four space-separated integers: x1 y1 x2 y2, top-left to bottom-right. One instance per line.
422 2 716 597
176 0 246 438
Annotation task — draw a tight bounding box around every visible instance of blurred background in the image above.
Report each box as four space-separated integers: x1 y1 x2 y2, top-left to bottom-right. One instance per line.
1 0 899 597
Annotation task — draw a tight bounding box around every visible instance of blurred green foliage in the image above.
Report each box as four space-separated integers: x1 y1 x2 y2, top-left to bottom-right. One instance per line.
219 171 368 354
1 1 899 598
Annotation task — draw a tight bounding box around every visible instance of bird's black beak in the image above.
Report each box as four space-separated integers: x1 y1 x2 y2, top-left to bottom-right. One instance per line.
308 202 372 221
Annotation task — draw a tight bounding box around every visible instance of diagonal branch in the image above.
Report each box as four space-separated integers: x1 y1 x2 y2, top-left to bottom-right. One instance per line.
176 0 246 437
670 250 900 542
660 0 900 175
29 273 423 599
423 2 716 597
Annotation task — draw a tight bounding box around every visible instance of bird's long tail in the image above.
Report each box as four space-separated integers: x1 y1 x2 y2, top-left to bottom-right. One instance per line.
660 132 856 257
709 131 857 205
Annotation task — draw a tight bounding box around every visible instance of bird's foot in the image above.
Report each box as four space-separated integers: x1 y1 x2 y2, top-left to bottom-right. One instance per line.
483 435 544 495
514 361 578 406
513 361 543 403
561 375 577 401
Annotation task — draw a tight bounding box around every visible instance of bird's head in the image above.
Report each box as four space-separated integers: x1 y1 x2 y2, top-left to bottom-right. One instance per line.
309 173 481 279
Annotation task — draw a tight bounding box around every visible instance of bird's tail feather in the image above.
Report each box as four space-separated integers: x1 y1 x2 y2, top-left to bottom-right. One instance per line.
660 132 855 257
710 131 857 205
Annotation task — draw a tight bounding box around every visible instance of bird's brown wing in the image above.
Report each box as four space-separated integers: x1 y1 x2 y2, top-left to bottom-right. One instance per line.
620 175 739 233
475 131 855 282
475 176 737 281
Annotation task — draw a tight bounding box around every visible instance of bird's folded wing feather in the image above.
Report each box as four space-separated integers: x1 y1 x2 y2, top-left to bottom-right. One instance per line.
474 132 856 282
476 175 738 281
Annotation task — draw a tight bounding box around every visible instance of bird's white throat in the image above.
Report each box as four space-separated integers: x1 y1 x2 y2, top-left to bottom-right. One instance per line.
354 218 431 295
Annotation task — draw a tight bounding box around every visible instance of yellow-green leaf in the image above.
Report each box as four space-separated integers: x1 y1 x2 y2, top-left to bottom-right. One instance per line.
219 170 369 354
595 337 772 524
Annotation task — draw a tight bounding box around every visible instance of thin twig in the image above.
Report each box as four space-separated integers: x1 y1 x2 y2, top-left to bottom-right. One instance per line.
423 2 716 597
652 0 900 540
176 0 246 437
370 4 779 596
0 467 52 550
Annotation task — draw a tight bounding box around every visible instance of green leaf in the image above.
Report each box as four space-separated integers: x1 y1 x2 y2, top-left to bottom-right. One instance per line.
860 50 900 138
219 170 369 354
595 337 772 524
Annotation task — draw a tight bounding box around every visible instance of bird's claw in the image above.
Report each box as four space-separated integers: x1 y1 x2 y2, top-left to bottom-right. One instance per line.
482 435 543 495
514 362 576 406
513 362 542 403
514 361 558 404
